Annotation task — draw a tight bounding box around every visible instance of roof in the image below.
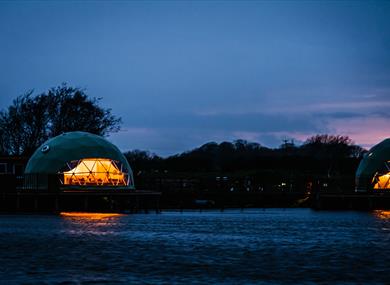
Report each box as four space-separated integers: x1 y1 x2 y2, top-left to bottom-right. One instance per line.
25 131 132 178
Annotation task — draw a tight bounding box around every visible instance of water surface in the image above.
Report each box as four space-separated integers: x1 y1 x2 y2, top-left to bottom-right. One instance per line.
1 209 390 284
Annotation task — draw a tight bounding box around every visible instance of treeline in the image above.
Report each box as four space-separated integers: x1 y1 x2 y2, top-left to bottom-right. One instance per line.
125 135 365 175
125 135 366 194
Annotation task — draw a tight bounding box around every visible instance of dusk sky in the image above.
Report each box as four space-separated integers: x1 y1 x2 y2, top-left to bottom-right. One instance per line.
1 1 389 156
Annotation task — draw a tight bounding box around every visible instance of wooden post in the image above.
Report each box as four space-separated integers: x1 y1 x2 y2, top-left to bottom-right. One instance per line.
54 196 59 211
84 196 89 211
16 194 20 211
109 196 114 211
135 196 139 213
368 197 373 210
155 196 160 214
34 197 38 211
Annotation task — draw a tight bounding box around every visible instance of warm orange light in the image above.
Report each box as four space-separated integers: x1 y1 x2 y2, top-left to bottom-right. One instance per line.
62 158 128 186
373 172 390 189
373 210 390 219
60 212 124 219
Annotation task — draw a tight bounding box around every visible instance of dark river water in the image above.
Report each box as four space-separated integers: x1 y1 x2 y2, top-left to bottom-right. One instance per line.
1 209 390 284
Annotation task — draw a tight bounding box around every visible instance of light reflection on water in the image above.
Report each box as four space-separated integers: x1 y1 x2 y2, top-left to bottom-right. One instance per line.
60 212 126 236
60 212 124 219
1 209 390 284
373 210 390 219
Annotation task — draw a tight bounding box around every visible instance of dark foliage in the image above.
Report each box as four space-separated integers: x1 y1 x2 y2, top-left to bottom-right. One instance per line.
126 136 367 193
0 84 121 156
124 150 163 174
47 85 121 137
301 134 365 159
128 136 365 174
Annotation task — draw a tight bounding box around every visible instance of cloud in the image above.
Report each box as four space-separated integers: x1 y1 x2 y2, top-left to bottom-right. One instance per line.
325 116 390 149
194 94 390 117
111 97 389 155
109 127 213 157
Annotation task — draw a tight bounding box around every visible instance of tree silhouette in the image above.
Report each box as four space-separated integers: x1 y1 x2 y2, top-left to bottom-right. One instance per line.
0 84 121 156
125 136 365 192
124 150 162 173
301 134 365 159
46 85 120 137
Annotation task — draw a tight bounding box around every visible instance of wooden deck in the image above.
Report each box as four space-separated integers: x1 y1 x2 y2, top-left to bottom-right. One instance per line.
312 191 390 210
0 189 161 213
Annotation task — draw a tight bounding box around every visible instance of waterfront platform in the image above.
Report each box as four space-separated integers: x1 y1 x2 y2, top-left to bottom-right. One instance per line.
0 189 161 213
312 192 390 210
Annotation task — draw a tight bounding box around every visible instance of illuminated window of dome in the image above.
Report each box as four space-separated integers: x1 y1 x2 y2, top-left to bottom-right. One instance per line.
373 173 390 190
61 158 129 186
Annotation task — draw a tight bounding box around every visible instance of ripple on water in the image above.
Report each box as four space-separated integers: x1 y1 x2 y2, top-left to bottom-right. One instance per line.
0 209 390 284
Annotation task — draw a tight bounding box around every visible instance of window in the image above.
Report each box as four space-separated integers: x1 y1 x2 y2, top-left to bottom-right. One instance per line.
372 161 390 190
60 158 130 187
373 173 390 189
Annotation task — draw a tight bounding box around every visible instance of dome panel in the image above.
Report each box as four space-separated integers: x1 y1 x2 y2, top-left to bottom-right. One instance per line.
356 139 390 192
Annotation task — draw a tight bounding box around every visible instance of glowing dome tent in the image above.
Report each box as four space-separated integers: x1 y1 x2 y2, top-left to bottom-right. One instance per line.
25 131 134 190
356 138 390 192
62 158 128 186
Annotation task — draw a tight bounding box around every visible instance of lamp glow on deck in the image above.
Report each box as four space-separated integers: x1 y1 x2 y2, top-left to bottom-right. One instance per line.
61 158 129 186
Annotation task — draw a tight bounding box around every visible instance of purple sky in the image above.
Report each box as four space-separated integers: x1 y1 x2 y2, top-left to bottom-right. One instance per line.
0 1 389 156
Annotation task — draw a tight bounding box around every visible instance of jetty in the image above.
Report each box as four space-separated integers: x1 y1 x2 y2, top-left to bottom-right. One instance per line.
0 174 160 213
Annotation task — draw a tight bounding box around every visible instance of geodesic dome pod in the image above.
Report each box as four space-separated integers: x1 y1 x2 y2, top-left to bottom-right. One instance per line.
25 131 134 190
356 138 390 192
